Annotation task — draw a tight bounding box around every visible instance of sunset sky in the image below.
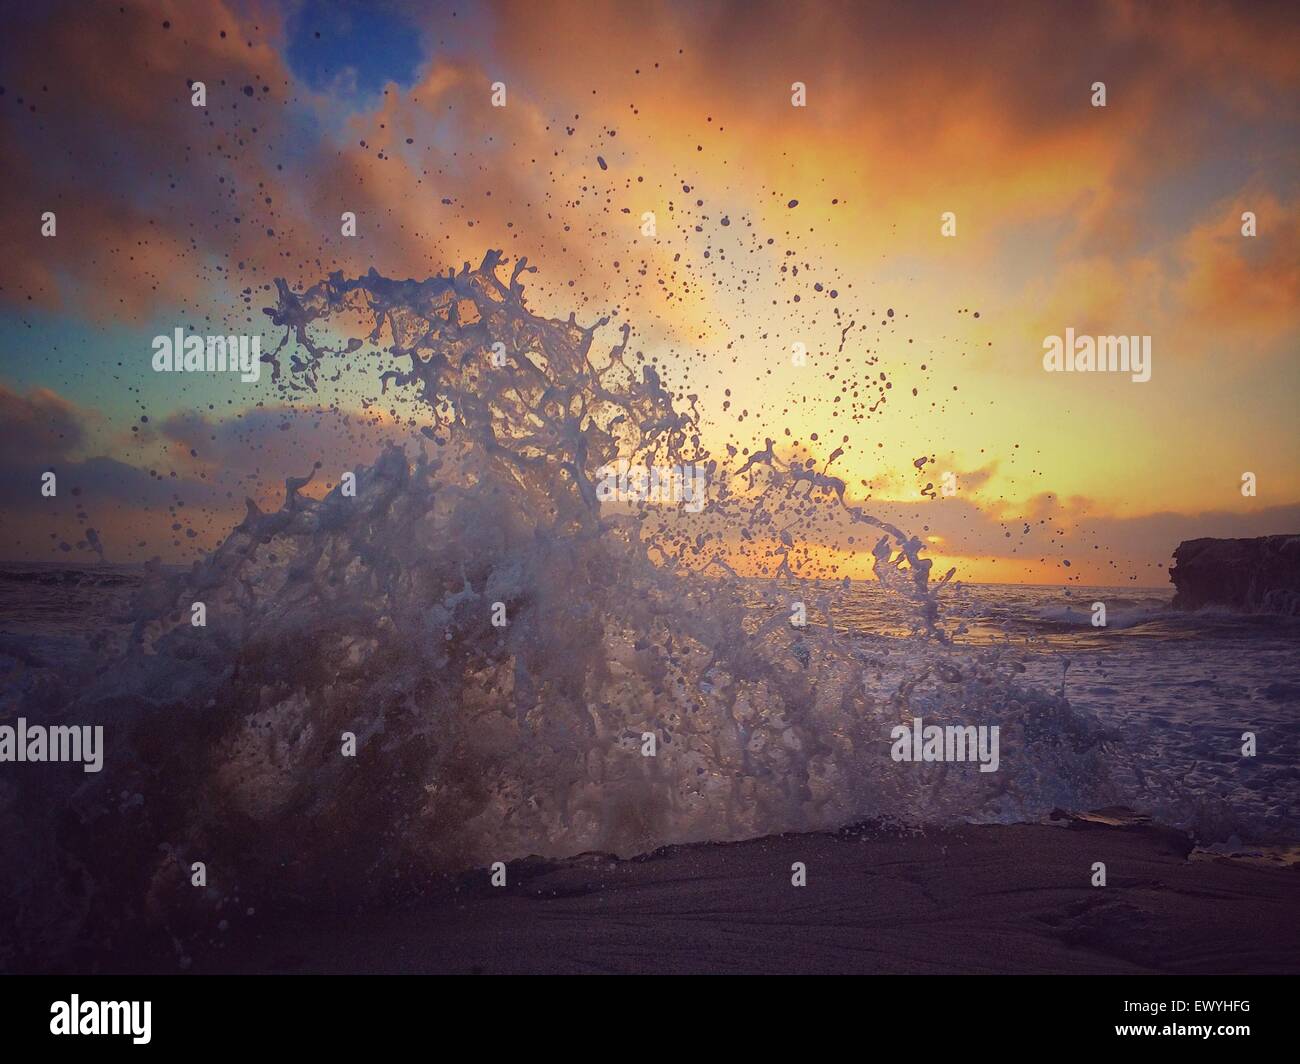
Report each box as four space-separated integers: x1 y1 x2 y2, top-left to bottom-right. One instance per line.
1 0 1296 585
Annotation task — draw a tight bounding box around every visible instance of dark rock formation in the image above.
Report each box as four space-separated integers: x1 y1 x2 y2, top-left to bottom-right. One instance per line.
1169 535 1300 615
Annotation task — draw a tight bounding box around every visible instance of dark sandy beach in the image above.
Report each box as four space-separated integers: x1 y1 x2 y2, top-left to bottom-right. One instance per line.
185 813 1297 976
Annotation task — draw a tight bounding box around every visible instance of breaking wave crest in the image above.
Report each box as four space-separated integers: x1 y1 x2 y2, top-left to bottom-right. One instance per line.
4 253 1118 965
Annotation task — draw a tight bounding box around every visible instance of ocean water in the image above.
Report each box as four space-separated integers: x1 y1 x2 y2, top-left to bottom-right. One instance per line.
755 578 1300 841
2 256 1296 965
3 562 1296 845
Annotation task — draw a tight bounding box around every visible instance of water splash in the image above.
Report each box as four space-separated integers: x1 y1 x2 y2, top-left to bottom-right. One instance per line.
3 253 1115 965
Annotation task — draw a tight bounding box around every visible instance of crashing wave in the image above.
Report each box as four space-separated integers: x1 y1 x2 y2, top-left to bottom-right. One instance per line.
1 253 1116 967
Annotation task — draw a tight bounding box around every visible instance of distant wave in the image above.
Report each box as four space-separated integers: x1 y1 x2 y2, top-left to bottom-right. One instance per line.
1027 604 1177 630
0 564 142 589
1024 601 1300 632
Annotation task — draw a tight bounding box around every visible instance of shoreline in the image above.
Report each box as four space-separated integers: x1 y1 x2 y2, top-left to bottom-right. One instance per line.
159 813 1298 976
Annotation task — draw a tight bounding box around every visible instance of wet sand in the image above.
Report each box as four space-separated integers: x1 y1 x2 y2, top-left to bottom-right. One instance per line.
194 813 1299 975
